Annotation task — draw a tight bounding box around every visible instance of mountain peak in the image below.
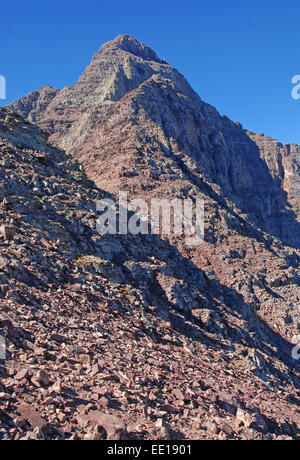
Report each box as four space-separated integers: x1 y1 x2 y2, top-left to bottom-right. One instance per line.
98 34 162 62
6 36 300 250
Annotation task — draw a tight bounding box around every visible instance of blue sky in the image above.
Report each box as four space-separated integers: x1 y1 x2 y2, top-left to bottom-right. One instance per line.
1 0 300 144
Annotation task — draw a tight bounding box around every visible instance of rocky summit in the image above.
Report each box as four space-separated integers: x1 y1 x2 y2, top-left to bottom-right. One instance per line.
1 35 300 440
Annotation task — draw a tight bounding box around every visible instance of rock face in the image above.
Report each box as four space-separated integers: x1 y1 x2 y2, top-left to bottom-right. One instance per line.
247 131 300 244
2 36 300 440
8 34 300 249
9 85 59 124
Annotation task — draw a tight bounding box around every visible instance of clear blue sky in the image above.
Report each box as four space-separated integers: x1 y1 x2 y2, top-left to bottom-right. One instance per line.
1 0 300 145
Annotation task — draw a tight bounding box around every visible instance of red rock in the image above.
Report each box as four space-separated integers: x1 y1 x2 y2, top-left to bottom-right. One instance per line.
159 404 179 414
51 381 62 394
17 404 47 431
50 333 66 343
31 370 50 387
76 411 126 439
15 369 30 381
91 363 102 376
0 225 15 240
236 408 252 428
172 388 185 400
99 396 109 408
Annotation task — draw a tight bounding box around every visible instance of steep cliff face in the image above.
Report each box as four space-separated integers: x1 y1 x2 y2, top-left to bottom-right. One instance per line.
248 131 300 244
8 34 300 249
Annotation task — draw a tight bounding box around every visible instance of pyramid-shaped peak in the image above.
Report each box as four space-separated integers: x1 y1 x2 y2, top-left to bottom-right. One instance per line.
99 34 162 62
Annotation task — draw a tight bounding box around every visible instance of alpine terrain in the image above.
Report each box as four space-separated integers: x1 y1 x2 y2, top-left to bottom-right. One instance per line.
1 35 299 440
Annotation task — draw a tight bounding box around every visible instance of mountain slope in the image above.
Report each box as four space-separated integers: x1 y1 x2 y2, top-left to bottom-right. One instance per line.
3 36 300 439
7 34 300 349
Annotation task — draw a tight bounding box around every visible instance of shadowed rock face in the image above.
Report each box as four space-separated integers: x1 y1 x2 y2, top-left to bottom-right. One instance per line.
8 35 300 249
247 131 300 244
